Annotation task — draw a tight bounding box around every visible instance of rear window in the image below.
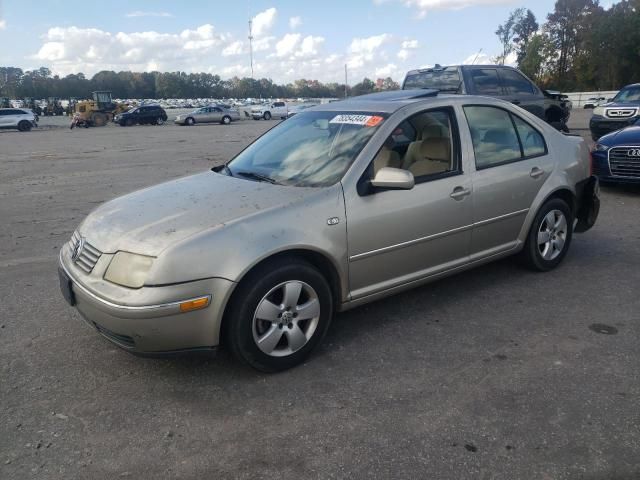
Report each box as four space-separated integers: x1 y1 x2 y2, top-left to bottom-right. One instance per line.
403 67 461 91
500 69 534 95
469 69 502 95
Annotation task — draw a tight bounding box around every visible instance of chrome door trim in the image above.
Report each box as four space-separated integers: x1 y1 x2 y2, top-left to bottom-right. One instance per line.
473 208 529 227
348 208 529 262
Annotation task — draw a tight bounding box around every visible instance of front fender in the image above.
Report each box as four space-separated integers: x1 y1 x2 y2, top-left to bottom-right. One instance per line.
146 184 349 299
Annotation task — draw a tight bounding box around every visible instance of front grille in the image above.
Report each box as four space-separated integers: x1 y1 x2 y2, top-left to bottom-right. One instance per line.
609 147 640 178
606 108 638 119
69 231 102 273
94 323 135 348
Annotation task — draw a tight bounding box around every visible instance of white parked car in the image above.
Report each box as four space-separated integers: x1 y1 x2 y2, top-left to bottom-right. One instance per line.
251 101 288 120
583 97 606 109
0 108 38 131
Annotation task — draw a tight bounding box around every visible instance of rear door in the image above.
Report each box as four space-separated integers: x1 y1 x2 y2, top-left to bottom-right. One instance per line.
463 105 555 258
498 68 545 119
211 107 223 122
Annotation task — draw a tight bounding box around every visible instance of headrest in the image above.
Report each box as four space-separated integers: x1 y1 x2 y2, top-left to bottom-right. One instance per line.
419 137 450 161
421 124 445 140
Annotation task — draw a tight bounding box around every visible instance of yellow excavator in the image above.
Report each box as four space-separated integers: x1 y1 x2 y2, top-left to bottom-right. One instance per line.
71 91 129 128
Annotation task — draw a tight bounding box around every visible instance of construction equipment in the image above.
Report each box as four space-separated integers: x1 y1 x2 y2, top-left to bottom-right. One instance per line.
43 97 65 116
65 97 77 116
71 91 129 128
0 97 11 108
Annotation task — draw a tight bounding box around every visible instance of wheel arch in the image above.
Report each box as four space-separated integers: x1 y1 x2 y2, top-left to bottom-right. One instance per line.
218 248 344 344
517 186 577 247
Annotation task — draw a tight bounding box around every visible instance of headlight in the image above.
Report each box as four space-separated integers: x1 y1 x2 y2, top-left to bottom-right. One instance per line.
593 106 605 116
593 143 610 152
104 252 154 288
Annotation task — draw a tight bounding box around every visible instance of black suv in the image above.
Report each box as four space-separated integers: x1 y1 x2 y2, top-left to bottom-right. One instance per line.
589 83 640 141
114 105 168 126
402 65 570 130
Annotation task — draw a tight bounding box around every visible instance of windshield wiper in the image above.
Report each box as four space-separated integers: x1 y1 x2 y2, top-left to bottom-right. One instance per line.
235 170 280 185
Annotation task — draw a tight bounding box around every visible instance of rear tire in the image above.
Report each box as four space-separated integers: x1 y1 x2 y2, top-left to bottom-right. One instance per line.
263 111 271 120
125 118 134 127
156 117 165 125
520 198 573 272
225 259 333 372
221 115 231 125
185 117 195 126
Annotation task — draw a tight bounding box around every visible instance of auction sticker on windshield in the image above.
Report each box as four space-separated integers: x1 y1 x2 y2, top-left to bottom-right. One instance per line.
330 114 384 127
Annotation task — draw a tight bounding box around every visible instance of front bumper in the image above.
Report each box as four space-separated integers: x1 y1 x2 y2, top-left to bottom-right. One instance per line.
58 252 236 354
591 151 640 184
589 116 637 140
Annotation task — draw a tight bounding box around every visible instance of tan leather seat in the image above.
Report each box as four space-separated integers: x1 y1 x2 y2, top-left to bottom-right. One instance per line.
373 147 402 174
403 137 451 177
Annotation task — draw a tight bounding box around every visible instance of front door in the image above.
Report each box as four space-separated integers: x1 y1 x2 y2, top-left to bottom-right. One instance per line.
463 105 555 258
344 107 473 300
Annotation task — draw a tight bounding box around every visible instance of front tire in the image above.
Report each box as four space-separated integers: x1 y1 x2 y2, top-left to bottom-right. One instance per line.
185 117 195 126
263 111 271 120
156 117 165 125
221 115 231 125
520 198 573 271
225 260 333 372
17 121 32 132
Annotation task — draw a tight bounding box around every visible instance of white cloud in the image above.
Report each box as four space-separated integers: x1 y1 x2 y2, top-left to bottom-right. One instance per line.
397 39 418 61
126 11 173 18
377 0 514 18
401 39 419 49
289 16 302 29
252 7 277 37
275 33 300 57
222 40 245 56
34 25 228 75
375 63 400 78
0 19 6 30
274 33 324 59
349 33 392 54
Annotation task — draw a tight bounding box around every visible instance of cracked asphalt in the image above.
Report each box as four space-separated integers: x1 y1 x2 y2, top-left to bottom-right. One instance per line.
1 109 639 479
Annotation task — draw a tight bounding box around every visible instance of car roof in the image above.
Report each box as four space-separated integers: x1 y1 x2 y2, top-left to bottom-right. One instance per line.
307 90 502 114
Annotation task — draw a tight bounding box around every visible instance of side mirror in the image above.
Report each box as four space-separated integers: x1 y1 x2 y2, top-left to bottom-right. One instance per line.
370 167 415 190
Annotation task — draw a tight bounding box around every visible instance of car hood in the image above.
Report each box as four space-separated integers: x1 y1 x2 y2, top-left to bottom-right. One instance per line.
600 125 640 145
79 171 317 256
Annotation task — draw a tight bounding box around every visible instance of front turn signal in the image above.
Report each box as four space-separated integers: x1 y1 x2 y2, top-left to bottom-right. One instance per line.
179 296 211 313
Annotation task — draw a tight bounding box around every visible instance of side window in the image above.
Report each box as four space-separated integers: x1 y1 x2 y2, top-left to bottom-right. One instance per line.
512 115 546 157
372 108 459 181
0 109 7 116
213 107 222 112
501 69 534 95
464 106 521 168
469 69 502 95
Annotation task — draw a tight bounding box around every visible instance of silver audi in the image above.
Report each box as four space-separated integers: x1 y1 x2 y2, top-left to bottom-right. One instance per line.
59 90 600 371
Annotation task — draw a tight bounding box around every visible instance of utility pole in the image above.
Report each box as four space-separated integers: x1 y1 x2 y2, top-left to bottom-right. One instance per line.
344 64 348 98
248 19 254 78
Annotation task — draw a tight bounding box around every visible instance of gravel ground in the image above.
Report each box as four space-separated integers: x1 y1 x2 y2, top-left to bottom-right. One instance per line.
1 107 639 479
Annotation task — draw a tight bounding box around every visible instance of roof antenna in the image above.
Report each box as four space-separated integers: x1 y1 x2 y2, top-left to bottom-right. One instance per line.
471 48 483 65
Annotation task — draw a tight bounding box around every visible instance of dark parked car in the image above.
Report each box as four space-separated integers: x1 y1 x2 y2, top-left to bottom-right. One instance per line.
591 117 640 184
589 83 640 141
114 105 168 126
402 65 570 131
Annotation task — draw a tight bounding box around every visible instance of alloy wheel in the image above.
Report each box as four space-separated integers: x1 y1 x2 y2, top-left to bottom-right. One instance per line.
252 281 321 357
537 209 568 261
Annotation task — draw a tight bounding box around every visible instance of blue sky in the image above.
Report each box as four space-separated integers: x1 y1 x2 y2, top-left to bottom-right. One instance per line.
0 0 568 83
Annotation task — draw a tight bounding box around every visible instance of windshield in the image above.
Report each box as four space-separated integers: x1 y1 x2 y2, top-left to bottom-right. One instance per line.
613 86 640 103
226 111 386 187
403 67 461 91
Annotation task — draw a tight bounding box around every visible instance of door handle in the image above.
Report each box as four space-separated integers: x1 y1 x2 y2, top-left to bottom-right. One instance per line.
450 187 471 200
530 167 544 179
